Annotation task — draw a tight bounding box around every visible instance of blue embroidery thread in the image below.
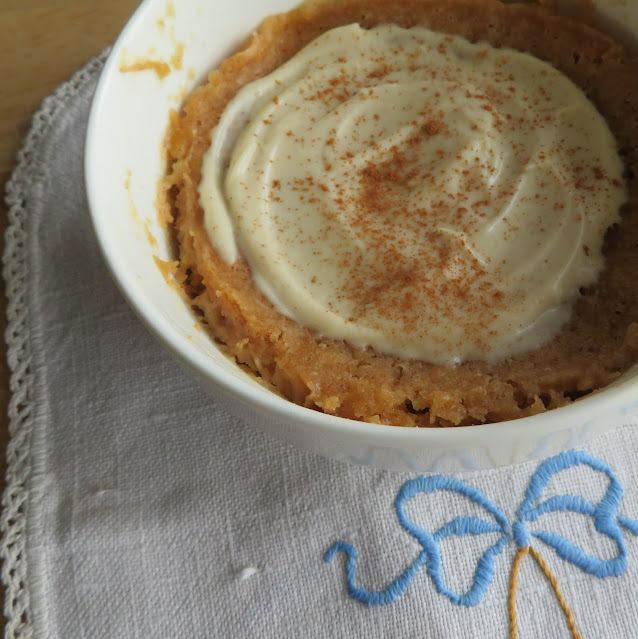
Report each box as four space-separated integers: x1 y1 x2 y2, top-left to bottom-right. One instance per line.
325 450 638 633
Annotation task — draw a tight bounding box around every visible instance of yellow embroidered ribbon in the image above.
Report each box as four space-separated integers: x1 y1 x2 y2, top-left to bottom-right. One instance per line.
509 546 583 639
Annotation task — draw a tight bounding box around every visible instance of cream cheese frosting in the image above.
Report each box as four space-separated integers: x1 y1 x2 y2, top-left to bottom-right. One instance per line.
199 23 626 365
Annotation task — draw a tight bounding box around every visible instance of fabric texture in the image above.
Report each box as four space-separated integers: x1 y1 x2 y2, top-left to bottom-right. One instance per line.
3 53 638 639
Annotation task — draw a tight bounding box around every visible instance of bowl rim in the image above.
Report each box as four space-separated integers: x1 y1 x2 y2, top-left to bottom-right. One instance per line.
85 0 638 450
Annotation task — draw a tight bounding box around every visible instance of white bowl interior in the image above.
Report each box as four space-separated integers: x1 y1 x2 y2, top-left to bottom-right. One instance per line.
86 0 638 471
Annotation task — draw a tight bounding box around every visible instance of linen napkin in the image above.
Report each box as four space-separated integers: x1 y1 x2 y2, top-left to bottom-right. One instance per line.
3 52 638 639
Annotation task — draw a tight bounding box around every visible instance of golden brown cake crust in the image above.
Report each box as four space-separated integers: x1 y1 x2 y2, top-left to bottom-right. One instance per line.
163 0 638 427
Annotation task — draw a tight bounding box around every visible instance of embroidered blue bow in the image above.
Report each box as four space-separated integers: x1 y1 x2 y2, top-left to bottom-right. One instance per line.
325 450 638 637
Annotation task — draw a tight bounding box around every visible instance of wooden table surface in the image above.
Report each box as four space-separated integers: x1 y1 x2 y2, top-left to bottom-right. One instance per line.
0 0 140 629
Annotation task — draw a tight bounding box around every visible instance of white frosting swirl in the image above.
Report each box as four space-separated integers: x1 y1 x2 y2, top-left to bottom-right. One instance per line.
199 24 626 364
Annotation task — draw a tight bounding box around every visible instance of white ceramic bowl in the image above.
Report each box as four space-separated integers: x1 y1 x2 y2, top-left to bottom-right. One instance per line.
86 0 638 472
